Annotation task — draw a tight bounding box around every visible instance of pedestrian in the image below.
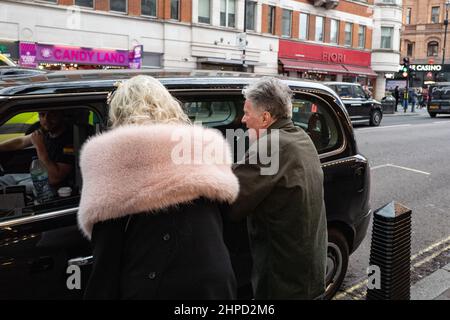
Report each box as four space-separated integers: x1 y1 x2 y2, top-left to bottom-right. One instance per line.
421 87 429 109
78 75 239 299
394 86 400 112
410 88 418 112
227 77 328 300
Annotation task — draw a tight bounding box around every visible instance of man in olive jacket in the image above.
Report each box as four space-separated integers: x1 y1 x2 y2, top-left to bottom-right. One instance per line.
229 77 328 299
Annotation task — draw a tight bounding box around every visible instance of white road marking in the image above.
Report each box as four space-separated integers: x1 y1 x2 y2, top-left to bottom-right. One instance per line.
388 164 431 175
357 124 411 131
356 121 450 132
370 164 391 170
370 164 430 175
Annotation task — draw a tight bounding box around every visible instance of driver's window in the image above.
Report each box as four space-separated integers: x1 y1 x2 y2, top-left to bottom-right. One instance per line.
0 108 99 222
336 85 353 99
353 86 366 99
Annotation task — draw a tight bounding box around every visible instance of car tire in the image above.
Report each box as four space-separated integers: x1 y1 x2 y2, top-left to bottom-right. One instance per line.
324 227 350 300
369 110 382 126
429 113 437 118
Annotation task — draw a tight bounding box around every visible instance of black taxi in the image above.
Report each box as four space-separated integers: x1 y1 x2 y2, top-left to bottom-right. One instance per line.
0 70 371 300
324 82 383 126
427 82 450 117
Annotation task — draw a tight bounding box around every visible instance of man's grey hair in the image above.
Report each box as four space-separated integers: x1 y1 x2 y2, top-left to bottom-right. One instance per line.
243 77 293 119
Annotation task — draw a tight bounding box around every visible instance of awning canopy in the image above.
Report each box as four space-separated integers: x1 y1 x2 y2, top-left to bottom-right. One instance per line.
280 58 347 74
279 58 377 77
343 65 377 77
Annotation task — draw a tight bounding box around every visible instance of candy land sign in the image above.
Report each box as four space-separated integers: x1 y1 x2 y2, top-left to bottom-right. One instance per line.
37 44 130 66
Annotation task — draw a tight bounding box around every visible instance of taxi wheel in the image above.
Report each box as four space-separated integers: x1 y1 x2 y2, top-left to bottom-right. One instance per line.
429 113 437 118
369 110 382 126
324 228 350 300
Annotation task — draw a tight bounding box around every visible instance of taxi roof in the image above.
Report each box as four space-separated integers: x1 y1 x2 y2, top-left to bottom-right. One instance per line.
0 68 339 98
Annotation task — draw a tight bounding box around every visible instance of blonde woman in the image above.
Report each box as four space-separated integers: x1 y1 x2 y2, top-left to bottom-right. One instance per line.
78 75 239 299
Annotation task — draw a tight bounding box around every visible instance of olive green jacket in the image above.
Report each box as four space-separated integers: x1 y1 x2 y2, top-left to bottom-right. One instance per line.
229 118 328 299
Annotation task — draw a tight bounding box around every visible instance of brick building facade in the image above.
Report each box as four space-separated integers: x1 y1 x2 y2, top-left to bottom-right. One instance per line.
402 0 450 64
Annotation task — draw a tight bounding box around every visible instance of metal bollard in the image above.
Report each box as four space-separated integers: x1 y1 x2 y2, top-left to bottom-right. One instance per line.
367 201 412 300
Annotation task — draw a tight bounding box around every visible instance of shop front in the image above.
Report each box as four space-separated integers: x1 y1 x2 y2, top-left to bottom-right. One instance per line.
278 40 377 86
19 42 142 70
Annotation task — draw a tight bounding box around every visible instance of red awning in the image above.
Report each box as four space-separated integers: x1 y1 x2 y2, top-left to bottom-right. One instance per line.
279 59 348 74
343 65 377 77
280 58 377 77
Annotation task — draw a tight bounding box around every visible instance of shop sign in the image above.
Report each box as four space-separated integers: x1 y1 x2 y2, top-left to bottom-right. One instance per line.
37 44 129 66
279 40 371 67
19 42 37 68
410 64 443 72
129 45 143 69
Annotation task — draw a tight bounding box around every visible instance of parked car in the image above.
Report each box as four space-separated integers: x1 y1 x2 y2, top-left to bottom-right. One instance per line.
324 82 383 126
427 82 450 117
0 70 371 300
0 67 48 80
0 54 16 67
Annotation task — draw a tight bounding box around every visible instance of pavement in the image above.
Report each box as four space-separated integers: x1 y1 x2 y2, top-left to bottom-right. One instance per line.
411 263 450 300
384 105 428 116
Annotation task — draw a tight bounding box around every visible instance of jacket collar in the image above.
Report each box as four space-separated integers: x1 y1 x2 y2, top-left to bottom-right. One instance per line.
268 118 294 130
77 123 239 239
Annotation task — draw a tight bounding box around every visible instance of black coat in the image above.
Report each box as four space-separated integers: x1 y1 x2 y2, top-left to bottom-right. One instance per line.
84 199 236 300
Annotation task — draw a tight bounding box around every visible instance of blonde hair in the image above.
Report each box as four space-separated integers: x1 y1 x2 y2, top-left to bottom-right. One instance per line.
108 75 191 128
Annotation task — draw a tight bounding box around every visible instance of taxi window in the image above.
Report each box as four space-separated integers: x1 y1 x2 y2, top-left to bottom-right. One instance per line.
292 97 340 153
0 112 39 143
335 85 353 99
0 108 100 222
184 100 236 126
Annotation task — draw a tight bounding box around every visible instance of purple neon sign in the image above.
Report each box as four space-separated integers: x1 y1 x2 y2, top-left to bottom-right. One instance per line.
36 44 130 66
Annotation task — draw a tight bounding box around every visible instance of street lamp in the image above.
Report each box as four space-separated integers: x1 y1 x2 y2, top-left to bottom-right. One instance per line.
442 0 450 66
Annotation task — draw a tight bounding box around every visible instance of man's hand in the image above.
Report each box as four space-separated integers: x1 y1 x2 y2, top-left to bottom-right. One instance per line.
30 129 46 153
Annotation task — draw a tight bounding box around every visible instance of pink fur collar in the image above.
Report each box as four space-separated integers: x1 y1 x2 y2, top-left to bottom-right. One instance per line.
77 124 239 239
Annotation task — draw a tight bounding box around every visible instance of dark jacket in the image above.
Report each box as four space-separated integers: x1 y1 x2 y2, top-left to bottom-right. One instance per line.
78 124 240 299
228 118 328 300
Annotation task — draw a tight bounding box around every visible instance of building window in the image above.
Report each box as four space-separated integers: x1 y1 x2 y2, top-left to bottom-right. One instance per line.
406 8 411 24
345 22 353 47
245 1 256 31
427 41 439 56
110 0 127 13
299 13 309 40
282 10 292 37
267 6 276 34
380 26 393 49
75 0 93 7
220 0 236 28
315 16 324 42
431 6 440 23
171 0 180 20
407 42 414 57
198 0 211 23
141 0 157 17
358 25 366 48
330 19 339 44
